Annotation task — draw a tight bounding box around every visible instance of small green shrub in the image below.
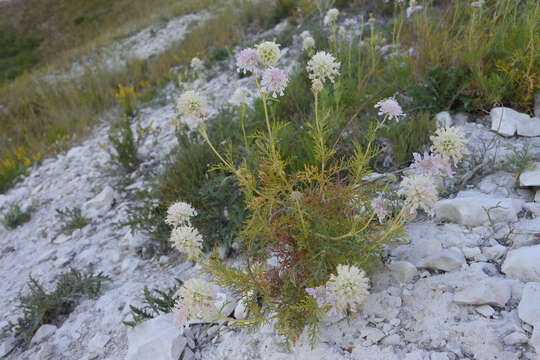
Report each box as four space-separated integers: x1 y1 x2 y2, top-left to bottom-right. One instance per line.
123 279 183 327
1 204 32 229
0 27 41 84
504 143 535 182
383 111 436 167
103 115 151 173
124 107 247 255
207 47 229 64
55 207 88 232
7 269 109 345
404 66 474 113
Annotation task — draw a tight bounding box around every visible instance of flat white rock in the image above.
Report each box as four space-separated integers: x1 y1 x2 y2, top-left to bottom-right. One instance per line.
453 280 511 307
490 107 530 137
126 313 187 360
502 245 540 282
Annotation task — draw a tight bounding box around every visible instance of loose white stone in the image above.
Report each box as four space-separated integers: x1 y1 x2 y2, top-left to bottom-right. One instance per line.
502 331 528 345
435 111 453 128
234 300 248 320
518 283 540 354
536 190 540 202
417 248 466 272
482 244 506 261
382 334 401 345
388 261 417 283
518 283 540 326
453 280 511 307
31 324 57 344
361 327 385 343
502 246 540 282
490 107 530 137
0 335 17 357
520 163 540 187
82 186 117 216
475 305 495 318
88 333 110 353
126 313 187 360
435 195 523 226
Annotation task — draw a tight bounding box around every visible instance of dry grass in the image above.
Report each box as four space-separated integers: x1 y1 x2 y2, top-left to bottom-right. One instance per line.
0 0 281 193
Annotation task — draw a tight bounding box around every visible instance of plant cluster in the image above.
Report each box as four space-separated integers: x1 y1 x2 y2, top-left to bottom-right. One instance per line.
123 279 183 327
1 204 32 229
165 21 467 343
6 269 109 346
55 207 88 232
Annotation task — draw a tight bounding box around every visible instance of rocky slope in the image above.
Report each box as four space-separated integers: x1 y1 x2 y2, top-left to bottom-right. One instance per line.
1 8 540 360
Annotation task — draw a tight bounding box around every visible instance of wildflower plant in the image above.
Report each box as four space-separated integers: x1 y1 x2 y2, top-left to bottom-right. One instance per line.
172 43 412 344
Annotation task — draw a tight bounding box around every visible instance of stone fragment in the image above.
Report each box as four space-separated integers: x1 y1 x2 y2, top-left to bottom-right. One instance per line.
435 111 453 128
417 248 466 272
453 280 511 307
475 305 495 318
88 333 110 353
435 196 523 226
361 327 385 343
388 261 417 283
234 300 248 320
82 186 116 216
482 244 506 261
518 283 540 327
126 314 187 360
502 332 528 345
31 324 57 344
518 283 540 354
520 163 540 187
517 116 540 137
382 334 401 345
535 92 540 118
502 246 540 282
490 107 530 137
0 335 17 357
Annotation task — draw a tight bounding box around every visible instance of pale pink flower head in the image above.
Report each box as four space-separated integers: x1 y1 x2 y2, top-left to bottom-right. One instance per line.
344 18 357 27
409 151 452 177
236 48 258 74
305 285 339 316
370 193 388 223
374 97 405 121
261 68 288 98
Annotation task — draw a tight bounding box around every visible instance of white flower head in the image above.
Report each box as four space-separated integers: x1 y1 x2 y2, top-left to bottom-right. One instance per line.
255 41 281 68
261 68 288 98
173 278 216 327
229 87 252 106
302 36 315 51
166 201 197 227
338 26 346 38
177 90 208 129
170 225 203 260
398 174 438 216
430 126 468 165
326 264 370 314
324 8 339 26
190 57 203 71
236 48 258 74
307 51 340 84
374 97 404 121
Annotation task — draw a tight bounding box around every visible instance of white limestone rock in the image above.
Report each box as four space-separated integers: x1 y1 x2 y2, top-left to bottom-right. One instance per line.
417 248 466 272
453 280 511 307
517 116 540 137
388 261 417 283
475 305 495 318
126 313 187 360
502 245 540 282
435 195 523 227
82 186 117 217
31 324 57 344
482 244 506 261
518 282 540 354
502 331 528 345
490 107 531 137
435 111 453 128
519 163 540 186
